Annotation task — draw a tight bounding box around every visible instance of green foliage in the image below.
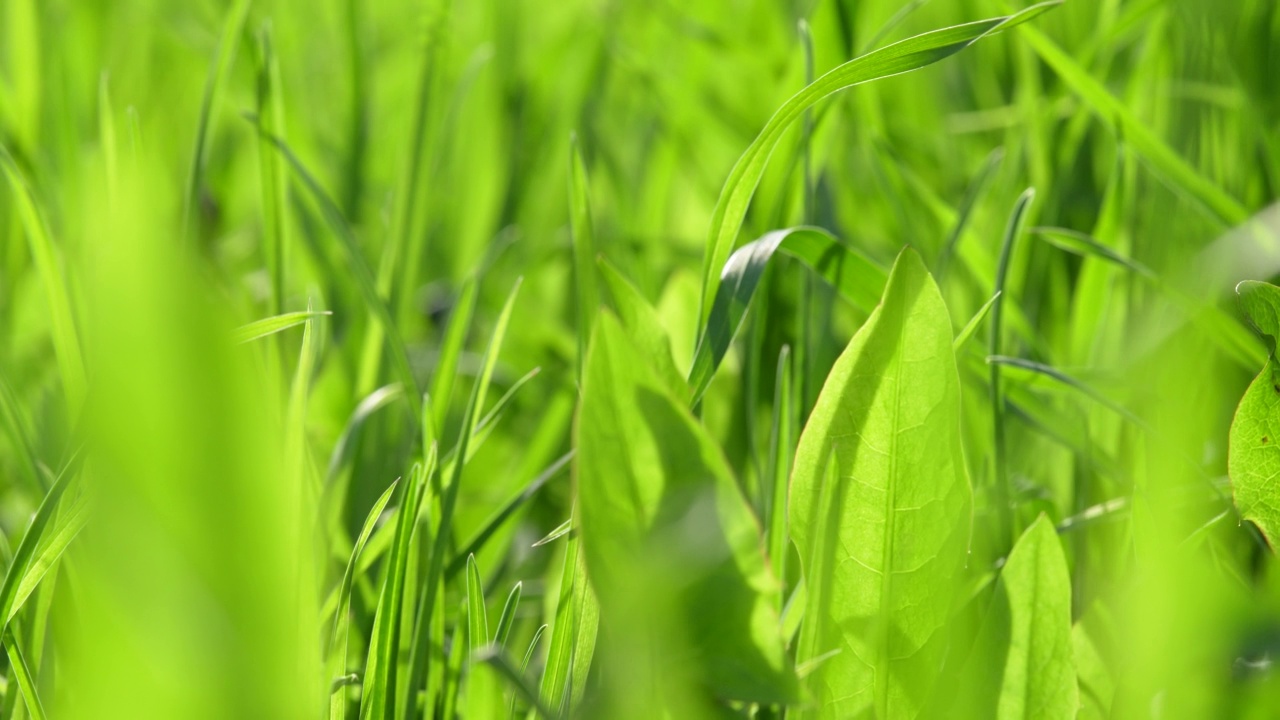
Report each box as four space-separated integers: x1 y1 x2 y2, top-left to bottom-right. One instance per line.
790 249 970 718
1 0 1279 717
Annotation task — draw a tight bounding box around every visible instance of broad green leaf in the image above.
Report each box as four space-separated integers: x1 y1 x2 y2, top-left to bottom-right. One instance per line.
697 2 1061 324
577 313 797 706
953 516 1077 719
789 248 970 719
689 226 887 403
234 310 331 344
1228 280 1280 544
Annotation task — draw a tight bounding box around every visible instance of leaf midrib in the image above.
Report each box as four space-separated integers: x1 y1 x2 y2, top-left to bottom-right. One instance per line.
876 292 909 719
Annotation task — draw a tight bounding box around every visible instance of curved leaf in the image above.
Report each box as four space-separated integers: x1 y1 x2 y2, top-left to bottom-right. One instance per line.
789 248 970 719
697 2 1061 324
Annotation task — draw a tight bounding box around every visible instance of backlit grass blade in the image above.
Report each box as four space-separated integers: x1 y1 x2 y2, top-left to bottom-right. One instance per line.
0 144 86 411
765 346 793 593
234 310 332 344
256 127 424 422
2 631 44 720
954 292 1002 352
510 624 547 718
9 494 87 622
466 555 489 652
183 0 251 240
538 524 584 712
478 646 558 720
1019 24 1249 227
328 479 398 720
493 582 521 649
532 518 572 548
0 452 79 631
696 2 1062 325
689 226 887 404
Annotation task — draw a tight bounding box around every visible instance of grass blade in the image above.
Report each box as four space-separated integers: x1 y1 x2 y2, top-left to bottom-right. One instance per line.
2 631 44 720
254 21 290 316
9 494 87 623
493 582 521 649
234 310 332 344
466 555 489 653
954 292 1002 352
429 277 478 435
478 646 558 720
697 2 1062 325
0 452 79 630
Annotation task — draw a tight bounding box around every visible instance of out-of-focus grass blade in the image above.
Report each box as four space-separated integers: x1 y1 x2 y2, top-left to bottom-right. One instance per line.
328 478 398 720
234 310 332 344
477 646 558 720
429 277 478 435
0 145 86 411
1019 25 1248 227
697 2 1062 324
99 72 118 201
0 372 43 495
1030 226 1155 279
990 189 1036 547
254 21 290 316
325 384 404 486
466 555 489 653
987 356 1147 430
689 226 887 404
936 146 1004 281
359 463 427 720
954 292 1002 352
446 451 573 579
0 454 78 630
2 631 44 720
255 125 423 421
569 134 598 381
9 494 87 622
183 0 251 239
494 582 521 649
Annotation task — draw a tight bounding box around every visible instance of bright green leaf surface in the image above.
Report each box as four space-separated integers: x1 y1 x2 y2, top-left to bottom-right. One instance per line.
789 248 970 719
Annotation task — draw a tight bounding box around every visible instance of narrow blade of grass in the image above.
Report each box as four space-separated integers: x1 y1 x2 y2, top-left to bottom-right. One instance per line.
234 310 332 344
254 21 290 316
493 582 521 650
9 494 87 623
2 631 44 720
0 451 79 630
954 292 1002 352
429 277 478 435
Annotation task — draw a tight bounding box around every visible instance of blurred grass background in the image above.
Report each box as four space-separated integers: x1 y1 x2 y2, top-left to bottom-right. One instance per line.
1 0 1279 717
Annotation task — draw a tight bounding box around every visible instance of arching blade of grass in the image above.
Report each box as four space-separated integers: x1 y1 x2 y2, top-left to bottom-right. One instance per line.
511 624 547 718
254 21 290 317
256 127 423 422
689 226 887 404
234 310 332 344
1019 25 1248 227
2 630 44 720
0 145 86 412
569 134 598 381
1030 226 1155 279
183 0 251 240
328 479 398 720
954 292 1002 352
478 646 558 720
696 1 1062 325
429 277 478 435
9 493 87 622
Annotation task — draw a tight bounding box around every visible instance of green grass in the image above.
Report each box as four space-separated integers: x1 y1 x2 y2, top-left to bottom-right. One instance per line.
0 0 1278 718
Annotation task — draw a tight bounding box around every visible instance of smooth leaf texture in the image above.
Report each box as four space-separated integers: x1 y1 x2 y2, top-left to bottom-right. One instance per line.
954 516 1077 719
576 313 797 707
1228 280 1280 544
789 248 970 719
696 2 1061 324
